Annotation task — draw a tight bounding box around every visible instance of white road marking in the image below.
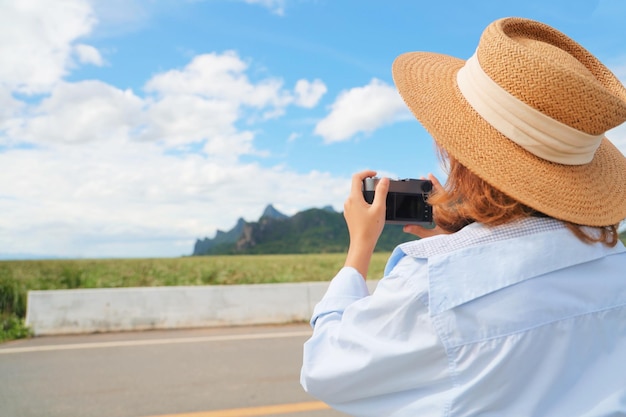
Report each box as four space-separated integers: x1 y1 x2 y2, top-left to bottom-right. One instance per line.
0 330 312 355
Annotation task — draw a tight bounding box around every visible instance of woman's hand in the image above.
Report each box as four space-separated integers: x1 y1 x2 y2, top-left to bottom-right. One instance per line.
403 174 450 239
343 170 389 279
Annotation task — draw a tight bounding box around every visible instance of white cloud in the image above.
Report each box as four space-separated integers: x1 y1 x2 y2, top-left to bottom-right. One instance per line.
314 79 412 143
141 94 240 147
8 80 143 144
0 0 98 94
5 51 324 153
244 0 286 16
202 131 266 162
74 43 105 66
139 51 324 149
294 79 327 108
145 52 250 99
143 51 309 117
287 132 301 142
0 86 24 125
0 143 348 258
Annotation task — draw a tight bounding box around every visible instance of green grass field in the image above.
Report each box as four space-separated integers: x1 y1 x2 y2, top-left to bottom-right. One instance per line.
0 253 391 342
0 252 389 288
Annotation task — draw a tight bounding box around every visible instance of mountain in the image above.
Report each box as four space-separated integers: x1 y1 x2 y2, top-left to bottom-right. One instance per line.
192 204 416 255
261 204 289 220
193 217 247 255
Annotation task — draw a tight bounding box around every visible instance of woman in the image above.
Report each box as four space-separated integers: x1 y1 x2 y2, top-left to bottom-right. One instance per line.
300 17 626 417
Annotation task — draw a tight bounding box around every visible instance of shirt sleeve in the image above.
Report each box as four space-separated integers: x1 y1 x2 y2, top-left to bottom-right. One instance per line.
309 266 371 327
300 257 452 416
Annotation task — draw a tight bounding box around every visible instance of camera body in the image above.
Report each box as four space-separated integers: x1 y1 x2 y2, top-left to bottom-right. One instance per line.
362 177 433 225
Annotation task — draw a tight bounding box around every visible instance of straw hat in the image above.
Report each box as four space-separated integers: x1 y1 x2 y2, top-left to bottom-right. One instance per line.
392 17 626 226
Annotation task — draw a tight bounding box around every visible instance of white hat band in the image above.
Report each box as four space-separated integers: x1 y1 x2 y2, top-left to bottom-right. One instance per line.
456 53 604 165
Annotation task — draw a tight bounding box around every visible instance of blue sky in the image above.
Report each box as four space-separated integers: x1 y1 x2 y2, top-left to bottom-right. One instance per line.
1 0 625 259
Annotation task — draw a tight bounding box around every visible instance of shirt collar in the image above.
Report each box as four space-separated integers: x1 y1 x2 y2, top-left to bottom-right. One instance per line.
397 218 626 314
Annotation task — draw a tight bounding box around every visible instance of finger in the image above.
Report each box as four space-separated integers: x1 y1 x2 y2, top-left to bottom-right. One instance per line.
351 170 377 196
428 173 444 192
403 224 423 237
372 177 389 208
403 224 440 238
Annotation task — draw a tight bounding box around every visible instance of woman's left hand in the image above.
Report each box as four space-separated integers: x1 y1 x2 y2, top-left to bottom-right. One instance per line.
403 173 450 238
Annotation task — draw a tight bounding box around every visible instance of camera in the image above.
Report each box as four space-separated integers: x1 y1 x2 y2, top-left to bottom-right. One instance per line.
362 177 433 225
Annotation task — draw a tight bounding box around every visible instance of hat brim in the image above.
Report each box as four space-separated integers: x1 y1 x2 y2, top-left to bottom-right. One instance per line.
393 52 626 226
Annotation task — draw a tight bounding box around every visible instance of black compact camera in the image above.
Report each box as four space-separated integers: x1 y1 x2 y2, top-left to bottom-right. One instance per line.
362 177 433 225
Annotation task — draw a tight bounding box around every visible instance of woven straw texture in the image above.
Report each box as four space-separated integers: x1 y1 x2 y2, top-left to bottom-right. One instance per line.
392 17 626 226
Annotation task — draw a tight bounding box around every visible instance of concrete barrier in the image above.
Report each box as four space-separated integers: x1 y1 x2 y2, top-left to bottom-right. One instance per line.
25 280 380 336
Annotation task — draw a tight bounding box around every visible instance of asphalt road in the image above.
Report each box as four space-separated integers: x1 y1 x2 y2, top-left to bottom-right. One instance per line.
0 324 348 417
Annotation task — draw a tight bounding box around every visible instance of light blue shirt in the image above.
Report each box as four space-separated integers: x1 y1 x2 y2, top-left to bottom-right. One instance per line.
301 218 626 416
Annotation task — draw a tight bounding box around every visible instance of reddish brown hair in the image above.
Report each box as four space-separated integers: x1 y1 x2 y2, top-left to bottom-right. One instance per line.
430 148 620 247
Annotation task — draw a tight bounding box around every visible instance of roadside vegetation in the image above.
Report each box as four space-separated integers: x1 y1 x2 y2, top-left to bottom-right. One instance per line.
0 253 391 343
